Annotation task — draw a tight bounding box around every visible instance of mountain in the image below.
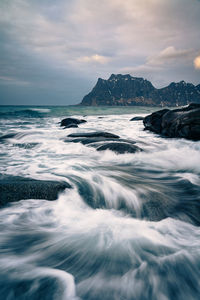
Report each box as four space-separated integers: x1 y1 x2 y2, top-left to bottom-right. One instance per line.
80 74 200 106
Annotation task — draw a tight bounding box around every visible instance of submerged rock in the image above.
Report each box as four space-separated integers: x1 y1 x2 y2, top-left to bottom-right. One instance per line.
0 175 71 206
96 142 141 154
60 117 87 128
130 116 144 121
143 103 200 140
64 124 78 129
66 137 137 146
14 143 39 149
65 131 139 152
0 133 17 141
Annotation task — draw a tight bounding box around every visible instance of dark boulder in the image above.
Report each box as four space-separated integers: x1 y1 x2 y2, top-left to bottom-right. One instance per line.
143 103 200 140
60 117 87 127
0 175 71 207
130 116 144 121
67 131 119 139
96 142 141 154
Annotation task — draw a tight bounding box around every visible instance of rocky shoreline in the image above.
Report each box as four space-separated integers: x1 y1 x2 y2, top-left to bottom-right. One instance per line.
143 103 200 140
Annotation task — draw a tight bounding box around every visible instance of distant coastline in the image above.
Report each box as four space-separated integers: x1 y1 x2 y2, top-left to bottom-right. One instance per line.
80 74 200 107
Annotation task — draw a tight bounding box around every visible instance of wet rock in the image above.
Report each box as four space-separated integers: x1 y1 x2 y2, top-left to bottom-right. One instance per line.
143 109 169 134
130 116 144 121
60 117 87 127
0 175 71 206
96 142 141 154
143 103 200 140
67 131 119 139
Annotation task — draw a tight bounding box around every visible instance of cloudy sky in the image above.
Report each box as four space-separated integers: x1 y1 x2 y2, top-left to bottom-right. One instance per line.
0 0 200 105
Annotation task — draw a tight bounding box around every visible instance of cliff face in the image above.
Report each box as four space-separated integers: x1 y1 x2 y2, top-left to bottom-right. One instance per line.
80 74 200 106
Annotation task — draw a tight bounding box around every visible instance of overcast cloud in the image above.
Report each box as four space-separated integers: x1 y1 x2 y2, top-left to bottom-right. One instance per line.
0 0 200 105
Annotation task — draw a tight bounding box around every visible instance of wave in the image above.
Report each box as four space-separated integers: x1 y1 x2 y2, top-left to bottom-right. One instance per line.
0 109 48 119
0 131 43 143
0 258 78 300
66 167 200 226
0 191 199 300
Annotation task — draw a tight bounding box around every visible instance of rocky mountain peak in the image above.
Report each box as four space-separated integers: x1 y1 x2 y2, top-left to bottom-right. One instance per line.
80 74 200 106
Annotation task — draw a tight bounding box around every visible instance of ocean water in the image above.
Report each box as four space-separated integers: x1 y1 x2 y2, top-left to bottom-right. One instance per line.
0 105 200 300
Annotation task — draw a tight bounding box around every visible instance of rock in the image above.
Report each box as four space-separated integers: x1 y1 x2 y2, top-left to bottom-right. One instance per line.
60 117 87 127
96 142 141 154
67 131 119 139
130 116 144 121
0 175 71 207
143 103 200 140
143 109 170 134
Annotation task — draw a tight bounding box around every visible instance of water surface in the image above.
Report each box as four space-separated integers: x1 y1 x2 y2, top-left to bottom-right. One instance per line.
0 105 200 300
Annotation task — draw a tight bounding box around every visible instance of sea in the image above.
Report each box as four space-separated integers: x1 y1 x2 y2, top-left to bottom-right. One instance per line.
0 105 200 300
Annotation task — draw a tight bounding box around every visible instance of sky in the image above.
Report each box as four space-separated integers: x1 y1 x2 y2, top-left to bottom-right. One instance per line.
0 0 200 105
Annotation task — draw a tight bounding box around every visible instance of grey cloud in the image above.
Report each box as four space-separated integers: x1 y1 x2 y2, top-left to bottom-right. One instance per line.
0 0 200 104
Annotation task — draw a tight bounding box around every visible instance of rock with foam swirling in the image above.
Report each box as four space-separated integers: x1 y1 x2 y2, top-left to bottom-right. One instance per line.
60 117 87 128
143 103 200 140
68 131 119 139
65 131 140 152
